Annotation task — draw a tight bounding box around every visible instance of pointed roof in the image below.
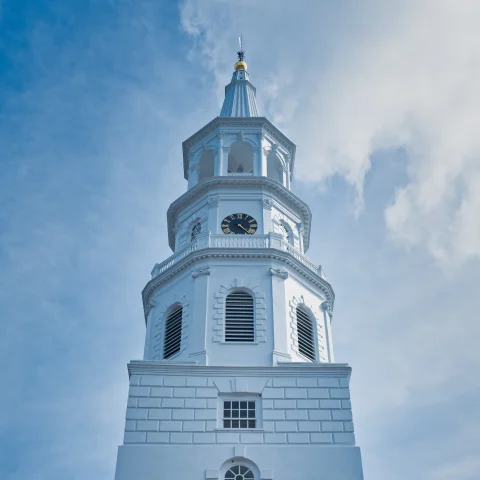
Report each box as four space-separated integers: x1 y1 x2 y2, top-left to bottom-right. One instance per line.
219 48 258 117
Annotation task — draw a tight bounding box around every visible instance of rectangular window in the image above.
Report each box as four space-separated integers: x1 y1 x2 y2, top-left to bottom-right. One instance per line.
223 400 256 429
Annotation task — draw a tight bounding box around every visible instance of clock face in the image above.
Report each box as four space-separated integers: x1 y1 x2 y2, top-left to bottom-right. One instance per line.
221 213 258 235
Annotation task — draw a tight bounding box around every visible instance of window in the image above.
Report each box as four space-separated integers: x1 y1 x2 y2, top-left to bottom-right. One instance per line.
227 141 254 174
191 221 201 241
225 291 254 342
225 465 254 480
296 306 316 361
163 306 183 359
267 151 283 184
279 223 290 242
223 400 257 428
198 150 215 182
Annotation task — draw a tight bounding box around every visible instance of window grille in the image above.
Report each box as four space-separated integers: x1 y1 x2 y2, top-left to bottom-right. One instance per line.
225 291 254 342
191 222 201 242
225 465 254 480
223 400 256 428
163 306 183 359
296 306 316 361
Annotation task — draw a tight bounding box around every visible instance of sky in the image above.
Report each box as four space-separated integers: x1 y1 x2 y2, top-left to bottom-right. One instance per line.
0 0 479 479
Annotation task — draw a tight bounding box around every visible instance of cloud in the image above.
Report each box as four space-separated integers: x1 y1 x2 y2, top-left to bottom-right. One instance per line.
180 0 480 262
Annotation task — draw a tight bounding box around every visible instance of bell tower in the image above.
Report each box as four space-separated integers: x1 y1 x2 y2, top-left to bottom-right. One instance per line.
114 47 365 480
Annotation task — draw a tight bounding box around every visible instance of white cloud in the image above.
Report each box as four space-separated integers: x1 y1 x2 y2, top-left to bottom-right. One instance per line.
180 0 480 262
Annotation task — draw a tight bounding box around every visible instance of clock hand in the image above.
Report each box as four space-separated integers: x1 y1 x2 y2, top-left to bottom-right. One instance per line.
237 223 250 233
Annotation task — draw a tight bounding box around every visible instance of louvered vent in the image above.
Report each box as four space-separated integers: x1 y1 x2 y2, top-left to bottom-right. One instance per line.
163 306 183 359
225 291 254 342
296 306 316 361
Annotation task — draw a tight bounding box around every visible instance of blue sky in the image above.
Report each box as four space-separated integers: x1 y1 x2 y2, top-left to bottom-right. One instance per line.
1 1 479 479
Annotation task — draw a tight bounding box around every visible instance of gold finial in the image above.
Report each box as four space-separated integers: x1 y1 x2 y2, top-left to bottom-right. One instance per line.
234 60 247 71
234 35 247 71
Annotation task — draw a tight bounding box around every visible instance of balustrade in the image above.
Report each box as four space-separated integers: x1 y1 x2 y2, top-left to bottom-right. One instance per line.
151 233 326 280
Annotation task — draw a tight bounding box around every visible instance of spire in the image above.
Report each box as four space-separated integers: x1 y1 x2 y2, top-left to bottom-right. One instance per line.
219 37 258 117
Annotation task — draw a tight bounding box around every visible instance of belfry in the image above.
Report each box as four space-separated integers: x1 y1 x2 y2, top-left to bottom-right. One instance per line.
114 47 365 480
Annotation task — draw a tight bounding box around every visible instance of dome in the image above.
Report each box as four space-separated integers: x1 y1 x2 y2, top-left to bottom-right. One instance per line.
234 60 248 71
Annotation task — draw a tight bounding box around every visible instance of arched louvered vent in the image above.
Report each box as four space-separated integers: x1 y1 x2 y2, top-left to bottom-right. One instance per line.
191 221 201 242
296 306 316 361
225 291 254 342
163 306 183 359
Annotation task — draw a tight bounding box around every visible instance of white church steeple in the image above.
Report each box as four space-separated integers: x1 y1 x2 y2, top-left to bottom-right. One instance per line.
114 44 365 480
220 45 258 117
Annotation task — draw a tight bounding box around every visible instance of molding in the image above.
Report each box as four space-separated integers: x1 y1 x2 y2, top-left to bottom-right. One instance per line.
213 377 269 394
167 177 311 251
288 296 327 363
191 267 211 278
322 301 333 318
269 267 289 279
207 195 219 209
143 247 335 320
150 294 190 361
205 469 218 480
262 196 273 210
127 361 352 378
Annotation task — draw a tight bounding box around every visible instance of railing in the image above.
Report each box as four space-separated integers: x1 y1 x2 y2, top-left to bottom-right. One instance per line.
151 233 326 279
209 235 270 249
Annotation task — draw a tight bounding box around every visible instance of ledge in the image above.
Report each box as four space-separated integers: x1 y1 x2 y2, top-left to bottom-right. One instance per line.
127 361 351 379
143 245 334 320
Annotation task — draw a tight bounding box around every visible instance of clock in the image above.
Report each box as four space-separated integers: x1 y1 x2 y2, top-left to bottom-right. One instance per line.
221 213 258 235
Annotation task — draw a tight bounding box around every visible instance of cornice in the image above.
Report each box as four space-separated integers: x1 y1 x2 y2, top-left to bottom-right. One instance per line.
182 116 297 178
167 176 312 251
142 247 335 320
128 360 351 379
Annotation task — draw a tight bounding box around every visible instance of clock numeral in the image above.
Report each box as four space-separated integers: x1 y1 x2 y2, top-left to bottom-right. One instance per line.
237 213 243 219
247 228 256 234
230 214 236 220
248 219 255 223
223 228 232 234
221 224 229 229
250 224 257 228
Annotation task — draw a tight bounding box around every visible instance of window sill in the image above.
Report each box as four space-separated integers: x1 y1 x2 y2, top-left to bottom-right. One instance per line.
214 428 264 433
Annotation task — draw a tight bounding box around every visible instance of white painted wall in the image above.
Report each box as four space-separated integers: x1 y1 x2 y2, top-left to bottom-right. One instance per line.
114 365 363 480
171 184 306 253
144 257 333 367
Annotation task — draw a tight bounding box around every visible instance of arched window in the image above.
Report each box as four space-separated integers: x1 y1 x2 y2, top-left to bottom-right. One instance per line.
228 141 253 174
225 291 254 342
163 306 183 359
267 151 283 184
225 465 254 480
198 150 215 182
296 306 316 361
191 221 201 242
279 221 293 245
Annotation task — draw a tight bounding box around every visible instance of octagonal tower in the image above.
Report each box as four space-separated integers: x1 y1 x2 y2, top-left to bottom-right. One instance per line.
114 49 364 480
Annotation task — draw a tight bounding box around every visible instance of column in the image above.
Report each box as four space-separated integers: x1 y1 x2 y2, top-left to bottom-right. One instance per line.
256 131 267 176
214 132 225 176
188 160 199 188
188 269 211 366
280 166 287 188
270 268 291 365
285 154 292 189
